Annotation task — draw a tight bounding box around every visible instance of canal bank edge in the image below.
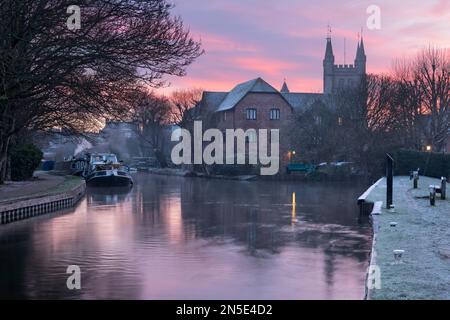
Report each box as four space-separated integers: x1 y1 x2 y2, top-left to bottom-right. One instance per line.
0 175 86 225
358 177 384 300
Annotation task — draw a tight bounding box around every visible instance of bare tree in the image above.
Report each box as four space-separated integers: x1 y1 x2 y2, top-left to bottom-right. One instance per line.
170 88 203 128
391 60 424 149
288 47 448 178
390 47 449 152
413 47 450 152
0 0 203 182
131 90 172 167
290 74 408 177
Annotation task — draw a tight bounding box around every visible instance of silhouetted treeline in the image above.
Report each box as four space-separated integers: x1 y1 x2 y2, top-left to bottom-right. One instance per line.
291 47 449 178
0 0 203 183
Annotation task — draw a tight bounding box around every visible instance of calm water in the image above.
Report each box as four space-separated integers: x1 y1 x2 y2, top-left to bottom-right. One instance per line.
0 174 371 299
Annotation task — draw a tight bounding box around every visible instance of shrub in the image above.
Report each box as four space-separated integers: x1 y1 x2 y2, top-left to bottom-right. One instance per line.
309 163 359 181
210 164 260 176
392 149 450 179
10 143 43 181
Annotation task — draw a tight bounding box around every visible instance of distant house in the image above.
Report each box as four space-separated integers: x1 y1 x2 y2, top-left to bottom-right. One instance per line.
101 121 139 139
194 36 367 172
100 120 181 162
196 77 326 169
99 121 141 159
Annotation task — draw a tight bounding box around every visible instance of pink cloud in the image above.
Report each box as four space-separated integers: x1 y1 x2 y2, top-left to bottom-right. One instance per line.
200 33 259 53
430 0 450 15
161 0 449 95
231 56 298 76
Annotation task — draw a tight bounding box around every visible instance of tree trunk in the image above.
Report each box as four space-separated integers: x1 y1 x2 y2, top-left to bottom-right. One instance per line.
154 148 168 168
0 136 11 184
5 153 11 181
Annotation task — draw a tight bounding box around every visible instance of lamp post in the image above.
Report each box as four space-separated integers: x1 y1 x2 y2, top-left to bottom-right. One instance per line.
386 154 394 209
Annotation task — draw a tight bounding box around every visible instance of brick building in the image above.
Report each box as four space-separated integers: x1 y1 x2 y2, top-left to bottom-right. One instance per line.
195 36 367 173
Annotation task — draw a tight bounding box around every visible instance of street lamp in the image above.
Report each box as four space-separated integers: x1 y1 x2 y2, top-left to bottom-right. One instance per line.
426 145 432 152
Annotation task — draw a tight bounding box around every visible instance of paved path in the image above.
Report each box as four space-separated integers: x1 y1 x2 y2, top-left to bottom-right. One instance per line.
0 171 65 203
366 176 450 299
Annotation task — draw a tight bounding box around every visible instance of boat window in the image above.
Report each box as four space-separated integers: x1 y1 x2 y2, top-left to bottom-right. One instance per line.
105 155 118 163
92 155 118 163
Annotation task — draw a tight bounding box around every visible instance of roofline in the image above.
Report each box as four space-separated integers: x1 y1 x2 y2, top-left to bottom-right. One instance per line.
214 91 295 112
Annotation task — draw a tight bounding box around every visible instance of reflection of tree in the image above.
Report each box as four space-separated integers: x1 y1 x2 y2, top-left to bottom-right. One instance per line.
0 226 33 298
177 178 371 262
324 248 336 289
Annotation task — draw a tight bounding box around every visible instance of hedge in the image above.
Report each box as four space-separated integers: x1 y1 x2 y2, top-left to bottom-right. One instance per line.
210 164 260 176
392 149 450 179
10 143 43 181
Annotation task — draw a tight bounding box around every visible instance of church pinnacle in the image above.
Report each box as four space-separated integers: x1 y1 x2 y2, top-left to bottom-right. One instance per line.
324 25 334 61
280 79 290 93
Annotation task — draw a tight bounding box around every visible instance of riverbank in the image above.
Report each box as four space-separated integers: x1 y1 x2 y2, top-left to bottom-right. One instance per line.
144 166 366 182
364 176 450 299
146 167 257 181
0 171 85 225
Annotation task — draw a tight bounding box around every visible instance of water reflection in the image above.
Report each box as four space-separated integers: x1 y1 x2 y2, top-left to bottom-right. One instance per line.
0 174 371 299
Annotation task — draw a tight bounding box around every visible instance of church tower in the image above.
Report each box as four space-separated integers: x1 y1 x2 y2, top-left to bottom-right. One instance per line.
323 29 367 94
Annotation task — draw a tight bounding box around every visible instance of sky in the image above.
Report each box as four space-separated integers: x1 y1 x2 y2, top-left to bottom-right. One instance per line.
161 0 450 94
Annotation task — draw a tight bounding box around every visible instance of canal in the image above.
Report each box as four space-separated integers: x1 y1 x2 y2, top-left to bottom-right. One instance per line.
0 173 372 299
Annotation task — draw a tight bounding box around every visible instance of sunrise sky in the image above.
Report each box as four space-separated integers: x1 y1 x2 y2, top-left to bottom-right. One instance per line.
162 0 450 94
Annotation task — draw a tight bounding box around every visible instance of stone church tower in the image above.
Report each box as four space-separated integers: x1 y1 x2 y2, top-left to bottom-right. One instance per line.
323 33 366 94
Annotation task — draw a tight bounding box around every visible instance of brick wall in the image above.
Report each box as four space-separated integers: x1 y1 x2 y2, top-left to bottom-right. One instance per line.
216 92 294 173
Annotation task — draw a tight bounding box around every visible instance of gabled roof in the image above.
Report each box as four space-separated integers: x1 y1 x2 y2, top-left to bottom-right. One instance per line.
216 77 278 112
199 91 228 113
281 93 326 112
196 77 328 115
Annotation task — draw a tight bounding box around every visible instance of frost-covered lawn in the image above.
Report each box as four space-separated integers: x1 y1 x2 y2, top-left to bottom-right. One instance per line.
366 176 450 300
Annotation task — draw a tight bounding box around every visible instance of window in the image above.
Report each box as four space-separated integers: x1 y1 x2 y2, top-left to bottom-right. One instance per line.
314 115 322 125
338 116 343 126
223 111 227 121
270 108 280 120
246 108 257 120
